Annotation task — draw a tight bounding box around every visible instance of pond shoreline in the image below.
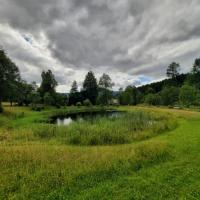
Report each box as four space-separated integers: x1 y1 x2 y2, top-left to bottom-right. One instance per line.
44 106 118 123
50 110 124 126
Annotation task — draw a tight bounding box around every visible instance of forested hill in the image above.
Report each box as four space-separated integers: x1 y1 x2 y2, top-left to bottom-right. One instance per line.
137 74 187 94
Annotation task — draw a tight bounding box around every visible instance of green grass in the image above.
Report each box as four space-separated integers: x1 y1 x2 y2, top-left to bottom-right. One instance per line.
31 111 177 145
0 104 200 199
0 105 177 145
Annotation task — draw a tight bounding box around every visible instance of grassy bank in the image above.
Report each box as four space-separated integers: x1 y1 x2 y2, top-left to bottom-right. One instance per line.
0 105 177 145
0 105 200 199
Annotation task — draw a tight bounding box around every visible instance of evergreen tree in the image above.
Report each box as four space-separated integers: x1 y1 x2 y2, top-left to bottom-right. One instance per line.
192 58 200 74
83 71 98 105
70 81 78 94
69 81 79 105
187 58 200 89
166 62 180 79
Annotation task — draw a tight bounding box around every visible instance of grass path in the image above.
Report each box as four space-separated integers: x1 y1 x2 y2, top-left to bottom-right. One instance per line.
0 106 200 199
75 117 200 200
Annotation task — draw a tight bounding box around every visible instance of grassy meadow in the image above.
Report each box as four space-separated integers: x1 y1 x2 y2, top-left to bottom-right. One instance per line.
0 104 200 199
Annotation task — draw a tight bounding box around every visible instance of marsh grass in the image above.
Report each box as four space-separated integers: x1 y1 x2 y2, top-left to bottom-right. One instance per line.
32 111 177 145
0 106 177 145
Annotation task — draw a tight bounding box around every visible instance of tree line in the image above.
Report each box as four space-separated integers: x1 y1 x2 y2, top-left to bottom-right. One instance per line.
0 48 200 112
119 61 200 107
0 49 115 111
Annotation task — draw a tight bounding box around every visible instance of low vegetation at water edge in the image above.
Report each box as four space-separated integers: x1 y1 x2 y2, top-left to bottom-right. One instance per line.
34 111 177 145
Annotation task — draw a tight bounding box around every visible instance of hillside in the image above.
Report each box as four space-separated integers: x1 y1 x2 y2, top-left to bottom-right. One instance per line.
137 74 187 93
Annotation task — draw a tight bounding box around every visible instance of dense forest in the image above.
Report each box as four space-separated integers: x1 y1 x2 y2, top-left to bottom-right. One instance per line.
0 48 200 112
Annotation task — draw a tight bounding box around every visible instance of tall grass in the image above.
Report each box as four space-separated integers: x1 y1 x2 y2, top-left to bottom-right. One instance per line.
0 141 171 199
33 111 177 145
0 106 177 145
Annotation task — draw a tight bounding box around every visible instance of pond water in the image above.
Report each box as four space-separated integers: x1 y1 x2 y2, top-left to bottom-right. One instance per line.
51 111 123 126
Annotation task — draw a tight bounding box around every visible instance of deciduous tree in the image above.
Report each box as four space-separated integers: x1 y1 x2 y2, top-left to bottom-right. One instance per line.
98 73 114 105
39 70 57 96
161 86 179 106
0 49 20 111
179 85 197 107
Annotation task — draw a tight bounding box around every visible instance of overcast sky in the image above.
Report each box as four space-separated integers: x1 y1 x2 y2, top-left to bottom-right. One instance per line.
0 0 200 92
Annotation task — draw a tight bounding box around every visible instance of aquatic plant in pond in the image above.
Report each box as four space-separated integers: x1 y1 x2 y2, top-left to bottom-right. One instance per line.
34 111 177 145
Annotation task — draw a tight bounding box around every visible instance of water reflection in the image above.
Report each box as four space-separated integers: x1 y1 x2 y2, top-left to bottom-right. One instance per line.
56 118 73 126
52 111 123 126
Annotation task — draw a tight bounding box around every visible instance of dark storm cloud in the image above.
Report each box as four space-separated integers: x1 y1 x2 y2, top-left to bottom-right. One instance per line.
0 0 200 91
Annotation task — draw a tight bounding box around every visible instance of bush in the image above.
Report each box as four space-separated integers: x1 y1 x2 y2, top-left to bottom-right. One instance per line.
43 92 54 106
55 104 61 109
161 86 180 106
76 102 82 107
0 104 3 113
83 99 92 106
179 85 197 107
145 94 161 105
31 105 44 112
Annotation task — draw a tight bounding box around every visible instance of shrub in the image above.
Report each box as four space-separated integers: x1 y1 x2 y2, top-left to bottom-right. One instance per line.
0 104 3 113
55 104 61 109
83 99 92 106
179 84 197 107
145 94 161 105
43 92 54 106
161 86 179 106
76 102 82 107
31 106 44 112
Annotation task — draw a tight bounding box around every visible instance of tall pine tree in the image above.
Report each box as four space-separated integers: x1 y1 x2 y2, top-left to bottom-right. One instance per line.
83 71 98 105
70 81 78 94
69 81 79 105
188 58 200 89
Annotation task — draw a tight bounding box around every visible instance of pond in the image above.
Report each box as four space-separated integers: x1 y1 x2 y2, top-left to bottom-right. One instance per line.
51 111 123 126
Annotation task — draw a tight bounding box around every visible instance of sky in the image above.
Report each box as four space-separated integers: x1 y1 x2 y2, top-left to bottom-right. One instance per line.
0 0 200 92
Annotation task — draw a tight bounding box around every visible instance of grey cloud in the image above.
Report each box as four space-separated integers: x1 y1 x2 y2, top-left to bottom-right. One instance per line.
0 0 200 92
